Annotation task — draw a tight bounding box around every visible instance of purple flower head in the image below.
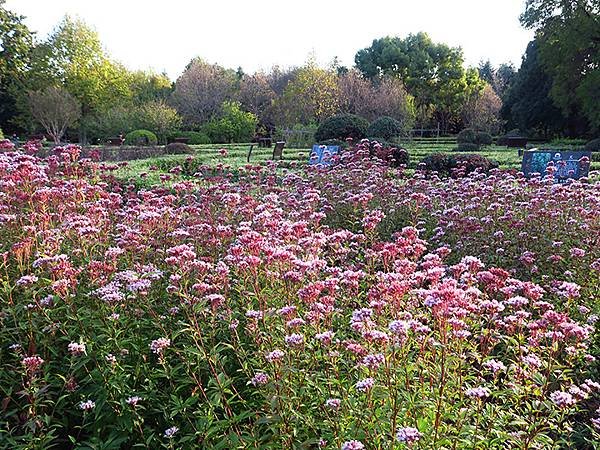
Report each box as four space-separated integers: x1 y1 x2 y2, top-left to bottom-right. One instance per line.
341 441 365 450
396 426 422 443
355 377 375 392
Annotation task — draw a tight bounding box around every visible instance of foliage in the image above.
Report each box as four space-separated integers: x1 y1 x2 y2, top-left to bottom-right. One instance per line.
457 128 477 144
170 58 239 126
28 86 82 143
520 0 599 133
355 33 484 132
314 114 369 142
170 131 211 145
0 0 34 132
273 60 340 126
476 131 493 146
202 101 258 143
124 129 158 146
129 70 173 104
461 84 503 134
165 142 193 154
84 101 181 144
585 138 600 152
30 16 133 116
239 72 277 128
337 70 416 128
420 152 498 175
477 60 517 99
501 40 567 137
0 127 3 139
367 116 404 140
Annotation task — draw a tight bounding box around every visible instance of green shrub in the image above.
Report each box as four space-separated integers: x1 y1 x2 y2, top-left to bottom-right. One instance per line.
314 114 368 142
202 101 258 144
550 138 587 146
476 132 493 146
124 129 158 146
584 138 600 152
367 116 403 141
455 142 480 152
171 131 211 145
454 154 499 174
420 153 497 176
165 142 193 154
457 128 477 144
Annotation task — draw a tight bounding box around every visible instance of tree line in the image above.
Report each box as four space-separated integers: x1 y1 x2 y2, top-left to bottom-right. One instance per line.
0 0 597 144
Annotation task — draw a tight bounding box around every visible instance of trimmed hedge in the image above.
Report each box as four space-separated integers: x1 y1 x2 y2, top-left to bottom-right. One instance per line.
457 128 477 144
171 131 211 145
165 143 193 154
124 130 158 146
367 116 403 141
496 129 525 146
455 142 480 152
420 153 498 176
315 114 368 142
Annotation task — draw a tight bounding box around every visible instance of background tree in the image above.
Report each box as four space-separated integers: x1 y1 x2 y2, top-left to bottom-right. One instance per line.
461 84 503 133
0 0 34 132
273 60 340 125
130 71 173 104
170 58 238 126
520 0 600 132
355 32 481 132
28 86 81 143
501 39 565 137
238 72 277 129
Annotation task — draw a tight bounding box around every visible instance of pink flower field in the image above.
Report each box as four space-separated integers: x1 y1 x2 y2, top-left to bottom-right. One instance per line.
0 140 599 449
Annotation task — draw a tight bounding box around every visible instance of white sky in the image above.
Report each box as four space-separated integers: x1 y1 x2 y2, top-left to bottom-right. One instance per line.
6 0 533 80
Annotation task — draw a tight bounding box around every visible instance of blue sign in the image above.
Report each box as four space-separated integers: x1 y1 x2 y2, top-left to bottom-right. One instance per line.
309 145 340 166
521 150 591 182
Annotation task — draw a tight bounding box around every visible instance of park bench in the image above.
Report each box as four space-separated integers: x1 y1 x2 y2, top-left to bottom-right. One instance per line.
107 137 124 146
506 137 528 148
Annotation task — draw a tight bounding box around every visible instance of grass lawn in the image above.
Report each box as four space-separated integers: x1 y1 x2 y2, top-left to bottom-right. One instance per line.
111 140 598 183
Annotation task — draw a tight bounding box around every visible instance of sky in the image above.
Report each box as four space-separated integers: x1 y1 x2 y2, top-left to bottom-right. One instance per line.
5 0 534 80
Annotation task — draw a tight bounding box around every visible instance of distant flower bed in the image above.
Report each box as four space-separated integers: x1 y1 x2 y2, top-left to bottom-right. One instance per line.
0 144 598 449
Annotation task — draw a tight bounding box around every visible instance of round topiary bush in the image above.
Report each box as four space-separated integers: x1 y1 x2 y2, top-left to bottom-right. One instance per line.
124 130 158 146
367 116 403 141
457 128 477 144
455 142 480 152
315 114 368 142
165 142 193 154
584 138 600 152
476 131 493 146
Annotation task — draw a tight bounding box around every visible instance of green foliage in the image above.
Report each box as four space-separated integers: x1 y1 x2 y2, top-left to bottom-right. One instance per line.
314 114 368 142
367 116 404 140
202 101 258 144
0 0 34 131
457 128 477 144
355 32 485 132
171 131 211 145
420 152 498 175
0 128 3 139
519 1 599 133
501 40 565 137
585 138 600 152
476 132 493 146
124 129 158 146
